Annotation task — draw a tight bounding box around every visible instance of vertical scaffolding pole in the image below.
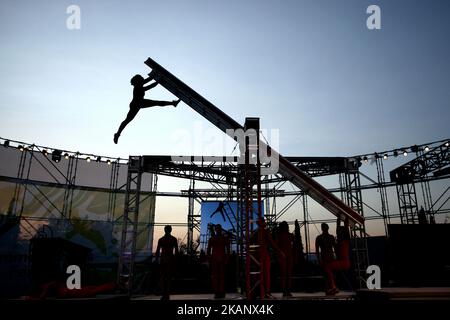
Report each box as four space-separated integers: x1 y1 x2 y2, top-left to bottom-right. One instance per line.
108 160 121 221
18 146 34 217
302 193 310 260
375 158 390 235
236 166 245 294
146 172 157 256
243 117 265 299
187 177 195 254
117 156 143 294
417 149 433 213
13 148 28 216
342 167 369 289
396 182 418 224
62 155 78 220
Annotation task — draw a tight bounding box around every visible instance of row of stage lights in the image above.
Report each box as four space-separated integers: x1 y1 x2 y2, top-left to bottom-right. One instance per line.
359 141 449 164
3 137 449 166
2 139 124 166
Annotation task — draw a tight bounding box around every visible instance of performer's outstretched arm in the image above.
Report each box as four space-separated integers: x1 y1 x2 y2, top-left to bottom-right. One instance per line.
144 81 158 91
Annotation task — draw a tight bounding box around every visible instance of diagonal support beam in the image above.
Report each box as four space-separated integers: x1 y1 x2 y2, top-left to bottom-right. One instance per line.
144 57 364 225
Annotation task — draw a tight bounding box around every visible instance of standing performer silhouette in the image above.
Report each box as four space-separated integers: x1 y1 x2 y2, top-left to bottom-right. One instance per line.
207 224 230 299
156 225 178 300
315 223 338 295
277 221 295 297
114 73 180 144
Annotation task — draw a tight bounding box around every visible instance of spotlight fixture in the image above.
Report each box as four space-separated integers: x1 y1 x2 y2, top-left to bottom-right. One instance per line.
403 150 408 157
3 140 10 147
363 156 368 163
18 145 24 152
411 145 419 153
446 142 449 147
424 146 430 152
42 149 48 156
374 153 379 159
393 150 398 157
86 157 91 163
96 156 101 162
64 153 69 160
52 150 62 163
383 154 388 160
107 159 111 165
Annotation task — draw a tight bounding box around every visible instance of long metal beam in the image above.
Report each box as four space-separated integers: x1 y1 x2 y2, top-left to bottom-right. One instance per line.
145 57 364 225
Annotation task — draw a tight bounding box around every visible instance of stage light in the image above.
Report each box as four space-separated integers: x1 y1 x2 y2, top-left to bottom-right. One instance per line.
446 142 449 147
52 150 62 163
411 145 419 153
393 150 398 157
96 156 101 162
18 145 24 152
403 150 408 157
107 159 111 165
383 154 388 160
64 153 69 160
42 149 48 156
363 156 368 163
86 157 91 163
3 140 9 148
424 146 430 152
355 157 362 167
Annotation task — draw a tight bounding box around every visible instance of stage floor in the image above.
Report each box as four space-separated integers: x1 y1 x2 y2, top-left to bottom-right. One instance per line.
12 287 450 301
133 291 356 301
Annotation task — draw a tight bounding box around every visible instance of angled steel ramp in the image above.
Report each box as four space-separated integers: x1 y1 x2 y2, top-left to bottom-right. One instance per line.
144 57 364 225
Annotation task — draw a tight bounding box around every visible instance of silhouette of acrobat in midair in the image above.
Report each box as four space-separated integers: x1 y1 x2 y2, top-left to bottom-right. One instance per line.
113 73 180 144
210 202 227 222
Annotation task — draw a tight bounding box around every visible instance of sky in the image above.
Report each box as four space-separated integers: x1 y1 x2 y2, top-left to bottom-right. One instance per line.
1 0 449 247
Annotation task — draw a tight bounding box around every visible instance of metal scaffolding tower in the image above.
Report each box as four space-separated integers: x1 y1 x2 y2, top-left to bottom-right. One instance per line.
241 117 265 299
186 177 201 254
340 160 369 288
117 156 143 292
390 141 449 224
107 159 121 221
301 193 310 261
396 182 419 224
